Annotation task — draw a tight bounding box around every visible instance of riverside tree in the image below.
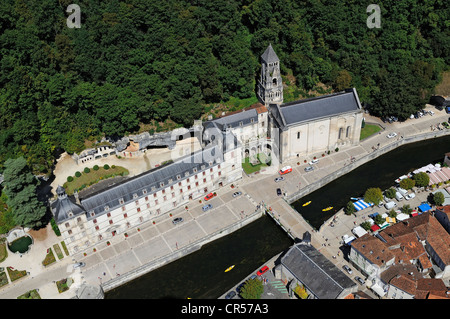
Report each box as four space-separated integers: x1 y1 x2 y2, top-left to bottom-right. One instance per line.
2 157 47 228
413 172 430 188
364 187 383 205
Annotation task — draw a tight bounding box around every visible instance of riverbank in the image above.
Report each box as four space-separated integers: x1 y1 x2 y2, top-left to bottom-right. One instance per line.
0 107 448 299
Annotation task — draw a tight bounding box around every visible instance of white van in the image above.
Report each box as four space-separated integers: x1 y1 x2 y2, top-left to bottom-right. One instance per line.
384 201 397 210
397 188 408 197
395 191 403 201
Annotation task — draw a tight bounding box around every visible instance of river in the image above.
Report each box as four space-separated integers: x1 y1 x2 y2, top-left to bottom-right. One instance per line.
291 134 450 230
105 134 450 299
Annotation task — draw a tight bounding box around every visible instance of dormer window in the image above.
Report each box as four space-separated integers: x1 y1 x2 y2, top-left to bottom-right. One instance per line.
104 205 109 211
90 211 95 217
133 193 138 199
143 189 147 194
160 182 164 187
176 175 181 180
119 198 124 205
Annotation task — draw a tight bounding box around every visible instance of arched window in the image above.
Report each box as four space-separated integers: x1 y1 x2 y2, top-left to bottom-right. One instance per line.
338 127 344 139
346 126 351 138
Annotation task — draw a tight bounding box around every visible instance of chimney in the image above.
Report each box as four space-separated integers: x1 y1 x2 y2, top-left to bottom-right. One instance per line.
74 190 80 205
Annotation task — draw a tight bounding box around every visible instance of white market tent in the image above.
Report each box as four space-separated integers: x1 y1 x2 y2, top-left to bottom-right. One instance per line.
352 226 368 238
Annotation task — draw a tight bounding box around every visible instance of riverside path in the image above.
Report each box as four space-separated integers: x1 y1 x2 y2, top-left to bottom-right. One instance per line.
0 105 449 298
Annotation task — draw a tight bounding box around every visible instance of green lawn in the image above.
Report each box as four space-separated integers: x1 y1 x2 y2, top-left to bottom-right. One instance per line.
63 165 129 195
360 124 382 140
242 153 271 174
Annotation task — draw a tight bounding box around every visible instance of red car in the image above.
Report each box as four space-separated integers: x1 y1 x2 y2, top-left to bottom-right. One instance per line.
204 192 214 201
279 166 292 175
257 265 269 276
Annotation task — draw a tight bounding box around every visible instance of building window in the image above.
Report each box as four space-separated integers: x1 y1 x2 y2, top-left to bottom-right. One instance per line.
346 126 351 138
109 220 113 225
135 200 139 206
107 212 111 218
122 206 126 212
338 127 344 139
124 213 128 218
137 207 141 213
95 226 99 231
65 222 70 228
297 132 301 139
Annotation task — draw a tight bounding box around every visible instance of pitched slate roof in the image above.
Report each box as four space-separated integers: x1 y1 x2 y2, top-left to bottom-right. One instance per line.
209 108 259 130
79 145 223 221
51 187 85 224
261 44 279 63
271 88 362 129
281 242 356 299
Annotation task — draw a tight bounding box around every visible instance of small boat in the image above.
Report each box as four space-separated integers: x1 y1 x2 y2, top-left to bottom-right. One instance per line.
225 265 235 272
350 197 361 201
302 201 311 206
322 207 333 211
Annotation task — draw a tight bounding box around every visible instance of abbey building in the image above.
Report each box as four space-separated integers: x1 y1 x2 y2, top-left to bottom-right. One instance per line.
51 44 363 255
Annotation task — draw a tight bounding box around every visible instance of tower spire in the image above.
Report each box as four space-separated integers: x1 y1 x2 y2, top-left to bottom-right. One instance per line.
257 44 283 106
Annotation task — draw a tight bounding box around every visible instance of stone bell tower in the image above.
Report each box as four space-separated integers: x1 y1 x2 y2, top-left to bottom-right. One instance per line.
257 44 283 106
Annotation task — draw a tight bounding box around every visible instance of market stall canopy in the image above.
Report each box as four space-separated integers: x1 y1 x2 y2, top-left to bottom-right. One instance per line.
418 203 431 212
353 199 374 211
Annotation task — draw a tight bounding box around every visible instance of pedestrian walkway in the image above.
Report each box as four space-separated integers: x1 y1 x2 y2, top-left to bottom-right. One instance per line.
1 106 449 299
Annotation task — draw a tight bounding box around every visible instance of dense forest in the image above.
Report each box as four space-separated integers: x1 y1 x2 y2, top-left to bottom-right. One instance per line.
0 0 449 174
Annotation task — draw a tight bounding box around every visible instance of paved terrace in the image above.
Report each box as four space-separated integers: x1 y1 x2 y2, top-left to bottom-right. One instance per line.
0 106 448 298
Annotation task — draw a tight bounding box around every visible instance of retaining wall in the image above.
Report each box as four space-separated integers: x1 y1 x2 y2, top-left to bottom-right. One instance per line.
101 209 264 292
286 129 450 205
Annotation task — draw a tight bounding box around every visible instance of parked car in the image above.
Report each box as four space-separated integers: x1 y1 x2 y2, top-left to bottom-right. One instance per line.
225 291 236 299
355 276 365 285
236 282 246 294
387 132 397 138
73 262 85 269
309 159 319 165
172 217 184 225
304 166 314 172
405 193 416 200
257 265 269 276
279 166 292 175
204 192 214 201
232 191 242 198
274 176 285 182
342 265 352 274
202 204 213 212
276 188 282 196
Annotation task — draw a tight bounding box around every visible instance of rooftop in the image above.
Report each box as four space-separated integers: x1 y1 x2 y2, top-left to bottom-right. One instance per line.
281 242 356 299
270 88 362 129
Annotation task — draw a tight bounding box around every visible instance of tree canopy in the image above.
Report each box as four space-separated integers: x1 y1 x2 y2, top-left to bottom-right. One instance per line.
0 0 448 174
2 157 47 228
